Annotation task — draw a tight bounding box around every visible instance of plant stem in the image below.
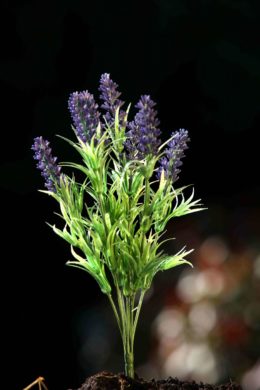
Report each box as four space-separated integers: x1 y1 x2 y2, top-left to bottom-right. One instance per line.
123 295 134 378
133 290 145 338
107 293 122 338
110 283 146 378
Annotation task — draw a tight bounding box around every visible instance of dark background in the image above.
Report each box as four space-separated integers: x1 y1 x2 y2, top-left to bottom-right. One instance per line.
1 1 260 389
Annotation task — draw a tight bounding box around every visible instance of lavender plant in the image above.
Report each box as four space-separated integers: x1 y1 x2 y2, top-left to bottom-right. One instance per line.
32 74 204 378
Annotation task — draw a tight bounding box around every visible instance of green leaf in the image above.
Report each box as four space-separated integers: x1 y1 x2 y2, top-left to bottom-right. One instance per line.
160 248 194 270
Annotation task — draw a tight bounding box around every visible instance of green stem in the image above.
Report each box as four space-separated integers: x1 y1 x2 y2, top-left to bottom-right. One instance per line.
133 290 145 338
116 284 127 351
124 295 134 378
144 177 150 210
107 293 122 338
113 284 133 378
130 294 136 360
111 281 146 379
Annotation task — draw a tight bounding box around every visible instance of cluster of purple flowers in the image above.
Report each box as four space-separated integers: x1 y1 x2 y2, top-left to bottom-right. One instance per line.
157 129 190 183
32 136 61 192
124 95 161 160
32 73 190 191
99 73 125 126
68 91 100 143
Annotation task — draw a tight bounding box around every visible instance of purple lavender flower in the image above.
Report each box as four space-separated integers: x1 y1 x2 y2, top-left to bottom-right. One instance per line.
124 95 161 160
32 136 61 192
99 73 125 125
68 91 100 143
157 129 190 183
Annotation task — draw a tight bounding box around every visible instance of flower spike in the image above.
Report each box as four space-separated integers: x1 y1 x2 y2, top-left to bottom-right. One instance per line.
32 136 61 192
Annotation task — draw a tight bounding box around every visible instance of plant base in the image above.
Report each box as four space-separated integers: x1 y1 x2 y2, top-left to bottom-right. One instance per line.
68 371 242 389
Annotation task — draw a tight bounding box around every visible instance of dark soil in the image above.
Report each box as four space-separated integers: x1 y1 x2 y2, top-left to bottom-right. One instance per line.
69 371 243 390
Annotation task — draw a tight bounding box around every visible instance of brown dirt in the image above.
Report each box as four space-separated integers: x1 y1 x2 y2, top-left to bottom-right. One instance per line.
68 371 243 390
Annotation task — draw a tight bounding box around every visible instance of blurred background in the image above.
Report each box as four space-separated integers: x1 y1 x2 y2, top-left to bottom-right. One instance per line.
1 0 259 389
